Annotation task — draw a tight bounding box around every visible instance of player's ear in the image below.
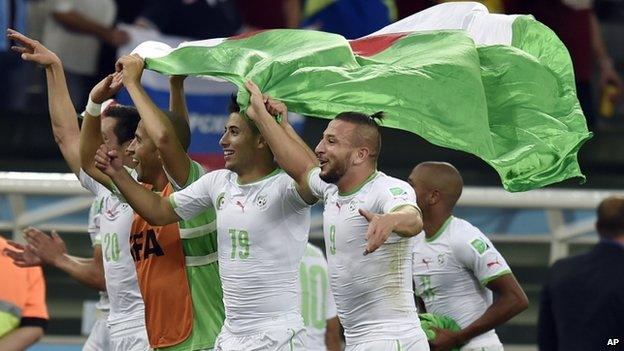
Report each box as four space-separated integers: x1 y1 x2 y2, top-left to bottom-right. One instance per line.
256 134 268 150
352 147 370 165
429 189 441 206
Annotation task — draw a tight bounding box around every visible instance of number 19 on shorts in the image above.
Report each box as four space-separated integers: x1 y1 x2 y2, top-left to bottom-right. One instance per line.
229 229 250 259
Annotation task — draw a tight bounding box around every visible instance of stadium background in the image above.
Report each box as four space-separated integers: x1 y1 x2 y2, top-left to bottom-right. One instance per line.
1 0 623 350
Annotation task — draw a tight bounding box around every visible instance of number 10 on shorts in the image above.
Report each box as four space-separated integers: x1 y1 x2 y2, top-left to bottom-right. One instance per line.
229 229 250 259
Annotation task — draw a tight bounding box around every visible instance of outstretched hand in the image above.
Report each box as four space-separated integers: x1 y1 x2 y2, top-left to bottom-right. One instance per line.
6 28 60 67
23 228 67 266
359 209 398 255
3 240 42 267
94 144 124 176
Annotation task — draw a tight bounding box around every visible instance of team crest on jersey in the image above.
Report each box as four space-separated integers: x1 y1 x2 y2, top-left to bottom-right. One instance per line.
470 237 490 256
255 194 268 211
347 200 361 213
216 193 226 210
437 253 446 266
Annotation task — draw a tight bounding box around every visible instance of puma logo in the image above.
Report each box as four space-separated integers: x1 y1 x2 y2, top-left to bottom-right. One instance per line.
422 258 432 269
236 200 245 213
487 259 501 268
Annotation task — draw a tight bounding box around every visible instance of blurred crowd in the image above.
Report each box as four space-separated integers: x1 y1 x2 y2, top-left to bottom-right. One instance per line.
1 0 623 129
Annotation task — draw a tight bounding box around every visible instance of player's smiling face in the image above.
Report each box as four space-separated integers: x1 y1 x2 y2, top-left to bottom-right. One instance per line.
315 119 355 184
101 117 137 169
219 113 258 174
126 121 160 184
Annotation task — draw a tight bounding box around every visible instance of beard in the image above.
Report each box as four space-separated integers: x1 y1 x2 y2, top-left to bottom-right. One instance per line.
319 160 347 184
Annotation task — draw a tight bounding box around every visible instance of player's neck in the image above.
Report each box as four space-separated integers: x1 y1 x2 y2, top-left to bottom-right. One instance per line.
337 166 376 195
237 162 279 185
423 210 452 239
149 170 169 192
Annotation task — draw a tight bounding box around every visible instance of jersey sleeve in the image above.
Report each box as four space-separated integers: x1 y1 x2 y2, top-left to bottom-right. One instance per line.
326 283 338 320
306 167 328 200
166 159 206 191
169 170 219 220
23 267 49 320
87 198 103 247
79 169 104 196
279 173 311 214
374 178 419 214
451 226 511 287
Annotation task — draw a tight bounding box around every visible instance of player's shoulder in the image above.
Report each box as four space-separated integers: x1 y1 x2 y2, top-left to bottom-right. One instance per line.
447 217 486 245
370 172 412 195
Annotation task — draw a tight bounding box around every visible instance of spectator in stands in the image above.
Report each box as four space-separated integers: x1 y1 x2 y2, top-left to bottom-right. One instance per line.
301 0 395 39
42 0 127 110
538 195 624 351
409 161 529 351
0 235 49 351
236 0 301 29
0 0 36 111
135 0 241 39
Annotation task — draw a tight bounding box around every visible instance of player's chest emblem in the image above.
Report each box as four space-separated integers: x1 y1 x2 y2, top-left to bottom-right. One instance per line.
255 194 269 211
437 253 447 267
347 200 361 214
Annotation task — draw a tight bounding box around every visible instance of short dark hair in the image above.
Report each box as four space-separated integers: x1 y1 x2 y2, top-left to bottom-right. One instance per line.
228 94 240 114
104 105 140 144
596 196 624 239
228 93 259 134
334 111 384 159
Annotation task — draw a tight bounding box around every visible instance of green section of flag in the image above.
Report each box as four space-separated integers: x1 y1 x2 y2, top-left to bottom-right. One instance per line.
145 20 591 192
419 313 461 350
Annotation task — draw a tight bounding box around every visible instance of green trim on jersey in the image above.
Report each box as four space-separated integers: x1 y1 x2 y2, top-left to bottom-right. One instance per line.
158 160 224 350
338 170 378 196
480 269 512 287
395 339 402 351
236 167 282 185
168 194 179 209
426 216 453 243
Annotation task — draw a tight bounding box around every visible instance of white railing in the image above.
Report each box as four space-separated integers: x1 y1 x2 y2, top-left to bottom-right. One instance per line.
2 172 622 263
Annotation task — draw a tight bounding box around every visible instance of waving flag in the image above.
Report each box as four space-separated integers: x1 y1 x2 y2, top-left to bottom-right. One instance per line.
131 2 592 192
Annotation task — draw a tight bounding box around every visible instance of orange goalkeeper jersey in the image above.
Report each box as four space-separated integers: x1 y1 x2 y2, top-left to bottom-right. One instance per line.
130 183 193 348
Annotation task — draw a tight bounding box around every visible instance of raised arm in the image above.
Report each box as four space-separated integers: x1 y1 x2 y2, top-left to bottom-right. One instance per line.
95 145 181 225
5 230 106 291
116 54 192 186
244 80 317 203
169 75 189 124
7 29 81 176
80 74 123 190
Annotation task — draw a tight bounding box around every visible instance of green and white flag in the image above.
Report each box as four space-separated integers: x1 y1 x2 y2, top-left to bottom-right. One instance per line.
132 2 591 192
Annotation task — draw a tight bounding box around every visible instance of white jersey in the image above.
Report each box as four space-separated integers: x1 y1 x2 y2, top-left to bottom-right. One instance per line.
87 197 110 312
79 170 145 327
170 168 311 334
300 243 338 351
412 216 511 349
307 168 425 345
